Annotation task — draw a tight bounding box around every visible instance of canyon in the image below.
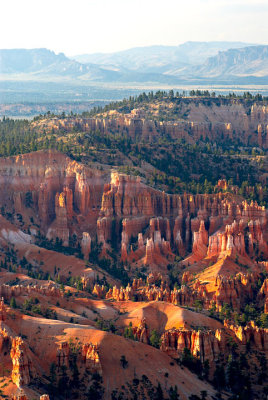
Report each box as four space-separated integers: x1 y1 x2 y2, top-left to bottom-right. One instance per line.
0 94 267 399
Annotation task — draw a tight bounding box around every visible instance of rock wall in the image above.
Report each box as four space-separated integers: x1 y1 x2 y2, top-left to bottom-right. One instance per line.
82 343 102 375
32 101 268 149
10 337 35 387
160 328 222 366
0 151 267 273
0 284 62 301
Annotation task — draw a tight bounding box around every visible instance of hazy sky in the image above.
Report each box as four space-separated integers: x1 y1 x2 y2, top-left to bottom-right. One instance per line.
2 0 268 55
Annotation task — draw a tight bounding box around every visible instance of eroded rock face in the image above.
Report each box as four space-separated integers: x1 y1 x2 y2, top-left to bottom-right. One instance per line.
82 343 102 375
213 273 257 311
159 321 268 376
99 271 265 315
56 341 70 368
207 216 267 259
224 320 268 352
192 220 208 258
46 192 69 246
160 328 222 365
258 279 268 312
0 327 9 351
81 232 91 260
10 337 35 387
92 284 107 299
0 283 62 301
1 150 266 273
133 318 149 344
12 394 50 400
12 394 28 400
0 297 7 321
32 102 268 149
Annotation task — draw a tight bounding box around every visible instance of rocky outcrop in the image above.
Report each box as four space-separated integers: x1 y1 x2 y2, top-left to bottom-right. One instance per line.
224 320 268 352
207 216 267 259
213 273 257 311
160 328 222 367
82 343 102 375
0 283 62 301
258 279 268 312
133 318 149 344
12 394 50 400
56 341 70 368
192 220 208 258
0 327 9 351
106 284 134 302
100 173 155 217
81 232 91 259
10 337 35 387
92 284 107 299
144 237 167 266
97 217 112 249
0 150 267 273
100 272 263 313
0 297 7 321
32 101 268 149
46 192 69 246
103 279 207 307
74 171 90 215
12 394 29 400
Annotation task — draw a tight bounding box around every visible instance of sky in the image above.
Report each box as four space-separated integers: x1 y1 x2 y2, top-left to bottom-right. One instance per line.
1 0 268 55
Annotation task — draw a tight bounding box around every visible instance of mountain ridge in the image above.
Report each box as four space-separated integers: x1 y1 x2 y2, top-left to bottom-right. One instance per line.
0 42 267 85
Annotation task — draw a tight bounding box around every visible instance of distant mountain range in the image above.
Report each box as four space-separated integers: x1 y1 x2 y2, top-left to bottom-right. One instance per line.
0 42 267 85
72 41 253 71
191 45 268 78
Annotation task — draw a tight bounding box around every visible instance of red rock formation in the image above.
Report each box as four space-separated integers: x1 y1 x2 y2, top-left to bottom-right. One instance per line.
82 343 102 375
217 179 228 190
32 102 268 149
10 337 35 387
75 171 91 215
92 284 107 299
46 192 69 246
56 341 70 368
144 238 155 265
121 241 128 262
12 394 50 400
81 232 91 259
38 183 53 227
258 278 268 313
12 395 28 400
100 172 155 217
224 320 268 352
0 327 9 351
97 217 112 246
192 220 208 258
64 186 74 218
0 283 62 301
133 318 149 344
160 328 222 367
0 150 267 284
207 216 267 260
143 225 174 267
213 273 256 311
106 284 134 302
0 297 7 321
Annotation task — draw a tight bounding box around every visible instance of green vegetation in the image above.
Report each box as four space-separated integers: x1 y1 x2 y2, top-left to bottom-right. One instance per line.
149 329 161 348
83 90 268 119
